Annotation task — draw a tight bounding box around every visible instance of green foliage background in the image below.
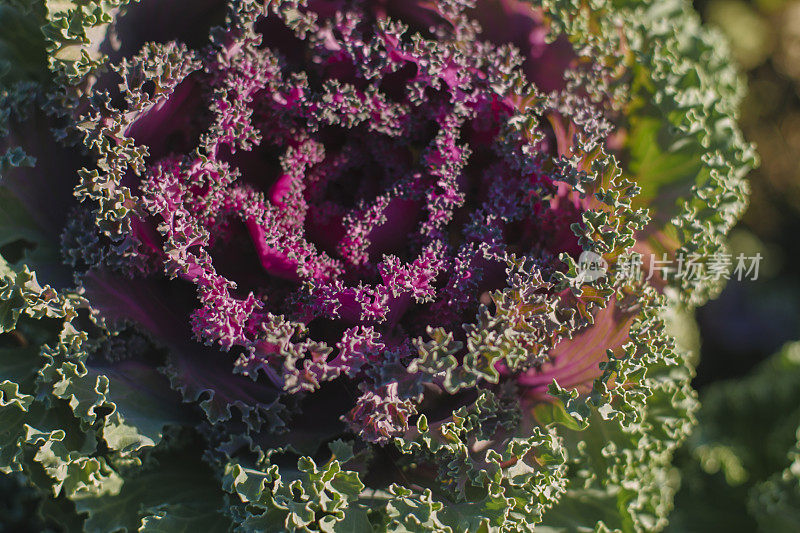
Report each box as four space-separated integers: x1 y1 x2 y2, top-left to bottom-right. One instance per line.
667 1 800 530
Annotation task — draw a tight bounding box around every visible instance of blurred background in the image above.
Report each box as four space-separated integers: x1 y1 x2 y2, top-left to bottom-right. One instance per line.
690 0 800 387
668 1 800 530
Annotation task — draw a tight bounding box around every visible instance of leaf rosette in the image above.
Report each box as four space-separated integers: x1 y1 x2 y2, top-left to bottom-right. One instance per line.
0 0 754 531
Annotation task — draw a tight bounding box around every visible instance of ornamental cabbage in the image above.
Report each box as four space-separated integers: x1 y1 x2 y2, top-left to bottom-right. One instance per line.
0 0 754 531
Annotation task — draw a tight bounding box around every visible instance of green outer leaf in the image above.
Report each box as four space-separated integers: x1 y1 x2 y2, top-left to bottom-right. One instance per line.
0 3 49 87
73 442 231 533
96 360 196 455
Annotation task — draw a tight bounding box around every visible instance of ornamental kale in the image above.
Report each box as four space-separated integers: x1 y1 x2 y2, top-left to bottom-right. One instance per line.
0 1 755 531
